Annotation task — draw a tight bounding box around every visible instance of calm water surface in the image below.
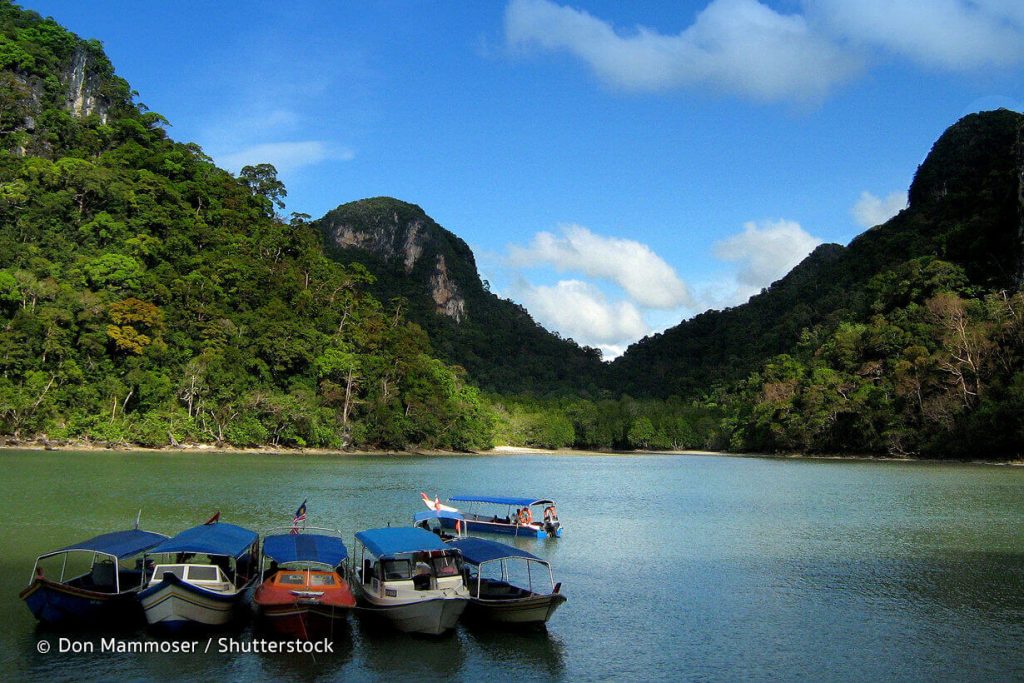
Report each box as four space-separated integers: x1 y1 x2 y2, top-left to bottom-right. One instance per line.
1 450 1022 681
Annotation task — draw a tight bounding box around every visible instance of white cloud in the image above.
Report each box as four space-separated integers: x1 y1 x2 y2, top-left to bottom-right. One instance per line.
512 279 649 358
508 224 692 308
851 190 907 228
504 0 1024 103
713 219 822 298
505 0 862 102
809 0 1024 70
216 141 354 174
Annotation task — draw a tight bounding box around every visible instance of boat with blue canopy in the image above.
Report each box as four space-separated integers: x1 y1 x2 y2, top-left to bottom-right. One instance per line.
138 521 259 631
20 527 168 625
255 527 356 639
423 494 563 538
448 537 566 626
353 527 468 635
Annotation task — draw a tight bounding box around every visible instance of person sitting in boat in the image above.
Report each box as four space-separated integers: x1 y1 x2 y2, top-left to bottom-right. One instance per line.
517 508 533 525
544 505 558 523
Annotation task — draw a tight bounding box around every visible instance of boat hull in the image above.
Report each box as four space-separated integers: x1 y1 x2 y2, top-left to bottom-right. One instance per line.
20 578 143 626
254 580 355 640
139 573 247 631
256 602 352 640
440 517 562 538
358 595 467 635
464 593 567 625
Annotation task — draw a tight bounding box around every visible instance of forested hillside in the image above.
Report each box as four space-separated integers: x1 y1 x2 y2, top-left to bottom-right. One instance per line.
0 2 493 450
0 0 1021 459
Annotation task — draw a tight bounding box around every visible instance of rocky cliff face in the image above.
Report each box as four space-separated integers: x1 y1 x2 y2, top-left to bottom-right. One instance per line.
318 198 470 322
64 45 110 123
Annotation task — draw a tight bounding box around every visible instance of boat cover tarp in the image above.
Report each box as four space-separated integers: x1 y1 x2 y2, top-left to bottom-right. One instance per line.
448 537 543 565
450 495 554 507
413 509 465 523
355 527 449 557
54 529 168 559
147 522 258 558
263 533 348 566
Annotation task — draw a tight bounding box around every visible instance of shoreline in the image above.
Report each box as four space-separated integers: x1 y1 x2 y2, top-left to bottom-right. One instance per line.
0 439 1020 465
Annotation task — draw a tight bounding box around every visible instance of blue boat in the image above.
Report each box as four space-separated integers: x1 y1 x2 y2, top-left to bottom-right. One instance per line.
20 528 168 626
431 495 563 538
138 522 259 631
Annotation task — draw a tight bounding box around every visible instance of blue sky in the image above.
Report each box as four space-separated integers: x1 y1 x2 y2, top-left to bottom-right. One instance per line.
27 1 1024 358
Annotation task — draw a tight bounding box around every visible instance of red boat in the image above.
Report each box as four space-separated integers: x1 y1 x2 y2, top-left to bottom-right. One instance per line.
254 530 356 640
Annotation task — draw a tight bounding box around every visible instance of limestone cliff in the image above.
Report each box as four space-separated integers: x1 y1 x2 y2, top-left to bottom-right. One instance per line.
318 197 469 322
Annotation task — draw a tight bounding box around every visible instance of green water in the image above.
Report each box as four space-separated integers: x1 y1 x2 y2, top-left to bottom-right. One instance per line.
1 450 1023 681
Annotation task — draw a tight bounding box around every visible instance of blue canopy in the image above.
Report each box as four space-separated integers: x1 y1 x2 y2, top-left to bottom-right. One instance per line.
450 495 554 507
355 527 450 558
52 529 168 559
263 533 348 567
448 537 543 565
147 522 258 558
413 509 464 523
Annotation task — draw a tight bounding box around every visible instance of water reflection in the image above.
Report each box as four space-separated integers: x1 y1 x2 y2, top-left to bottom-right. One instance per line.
353 613 467 678
462 622 567 679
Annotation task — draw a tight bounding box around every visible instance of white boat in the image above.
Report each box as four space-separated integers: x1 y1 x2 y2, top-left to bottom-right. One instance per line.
138 521 259 631
353 527 468 635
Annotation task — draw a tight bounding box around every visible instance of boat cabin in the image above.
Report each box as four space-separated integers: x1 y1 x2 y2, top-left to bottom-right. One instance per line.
147 564 233 593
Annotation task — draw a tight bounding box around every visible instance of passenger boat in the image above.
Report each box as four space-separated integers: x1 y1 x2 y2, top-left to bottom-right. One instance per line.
422 494 564 538
353 527 468 635
20 527 168 626
448 537 566 626
138 521 259 631
254 528 356 639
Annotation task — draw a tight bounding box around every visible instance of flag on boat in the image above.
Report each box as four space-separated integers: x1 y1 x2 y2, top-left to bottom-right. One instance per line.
204 511 220 525
291 499 307 534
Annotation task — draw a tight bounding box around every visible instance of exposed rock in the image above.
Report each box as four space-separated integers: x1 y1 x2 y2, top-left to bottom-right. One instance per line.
430 254 465 322
64 45 109 123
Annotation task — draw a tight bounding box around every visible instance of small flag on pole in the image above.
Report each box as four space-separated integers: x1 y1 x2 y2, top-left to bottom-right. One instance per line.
204 511 220 525
291 499 307 534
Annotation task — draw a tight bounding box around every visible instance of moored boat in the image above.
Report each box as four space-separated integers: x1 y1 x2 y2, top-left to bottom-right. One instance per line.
448 537 566 626
254 528 356 639
20 527 168 626
353 527 468 635
138 521 259 631
423 495 564 538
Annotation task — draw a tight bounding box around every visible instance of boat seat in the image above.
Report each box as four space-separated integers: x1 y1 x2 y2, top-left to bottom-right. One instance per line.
90 561 117 590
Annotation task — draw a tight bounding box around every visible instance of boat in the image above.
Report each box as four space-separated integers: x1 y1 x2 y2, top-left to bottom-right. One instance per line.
138 521 259 631
448 537 566 626
353 527 469 635
254 528 356 639
424 495 564 538
20 527 168 626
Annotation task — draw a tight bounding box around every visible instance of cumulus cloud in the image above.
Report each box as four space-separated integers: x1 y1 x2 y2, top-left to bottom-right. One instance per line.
511 279 649 358
808 0 1024 70
851 190 907 228
505 0 862 102
508 224 692 308
505 0 1024 103
216 141 354 174
713 219 822 296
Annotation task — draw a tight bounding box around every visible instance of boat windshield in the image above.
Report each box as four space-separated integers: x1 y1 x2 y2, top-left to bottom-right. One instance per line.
431 553 463 577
